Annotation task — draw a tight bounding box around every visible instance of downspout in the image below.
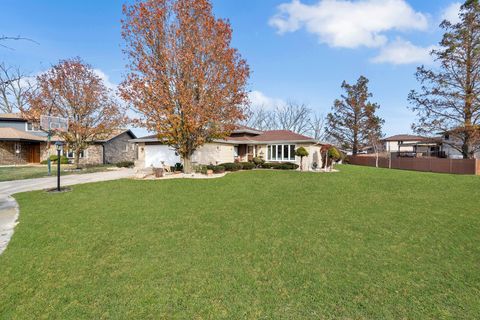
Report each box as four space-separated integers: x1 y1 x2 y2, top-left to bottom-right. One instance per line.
102 143 106 165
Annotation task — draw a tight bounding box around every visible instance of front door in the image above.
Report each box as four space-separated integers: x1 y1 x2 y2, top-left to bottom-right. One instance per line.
247 145 254 161
27 144 41 163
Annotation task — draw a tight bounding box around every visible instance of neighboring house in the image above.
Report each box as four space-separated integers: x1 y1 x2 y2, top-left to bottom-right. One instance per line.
381 133 480 159
439 133 480 159
131 126 325 170
382 134 444 157
0 113 137 165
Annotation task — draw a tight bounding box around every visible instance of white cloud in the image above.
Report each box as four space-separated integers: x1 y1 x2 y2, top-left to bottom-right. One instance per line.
248 90 285 109
441 2 462 24
372 38 436 65
269 0 428 49
93 69 118 91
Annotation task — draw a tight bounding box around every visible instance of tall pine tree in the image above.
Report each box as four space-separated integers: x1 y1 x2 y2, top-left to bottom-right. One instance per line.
409 0 480 159
326 76 384 155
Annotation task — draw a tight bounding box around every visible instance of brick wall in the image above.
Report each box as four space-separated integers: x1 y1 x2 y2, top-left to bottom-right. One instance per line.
0 141 28 165
104 132 136 164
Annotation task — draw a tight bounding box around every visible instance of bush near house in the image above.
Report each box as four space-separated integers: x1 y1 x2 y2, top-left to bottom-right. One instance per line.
252 157 265 167
220 162 242 171
328 147 342 161
116 161 135 168
207 165 225 174
261 162 299 170
41 155 69 165
239 162 255 170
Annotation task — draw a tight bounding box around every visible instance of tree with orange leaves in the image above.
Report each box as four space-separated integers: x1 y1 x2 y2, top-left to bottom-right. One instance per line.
26 57 127 168
120 0 250 173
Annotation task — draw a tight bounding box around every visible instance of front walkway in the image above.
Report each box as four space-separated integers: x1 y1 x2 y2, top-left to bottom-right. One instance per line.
0 168 135 254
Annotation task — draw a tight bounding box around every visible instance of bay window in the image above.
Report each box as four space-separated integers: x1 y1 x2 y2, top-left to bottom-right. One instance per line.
266 144 297 161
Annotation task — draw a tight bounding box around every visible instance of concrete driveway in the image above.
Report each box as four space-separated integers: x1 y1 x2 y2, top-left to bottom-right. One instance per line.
0 168 135 254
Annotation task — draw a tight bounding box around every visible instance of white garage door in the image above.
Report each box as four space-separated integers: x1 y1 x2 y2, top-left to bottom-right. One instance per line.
145 145 181 168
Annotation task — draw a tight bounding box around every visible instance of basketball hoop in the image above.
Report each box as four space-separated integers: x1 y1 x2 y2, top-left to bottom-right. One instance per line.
40 115 69 133
40 115 68 176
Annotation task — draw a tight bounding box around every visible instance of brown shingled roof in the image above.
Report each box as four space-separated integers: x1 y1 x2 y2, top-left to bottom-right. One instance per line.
225 130 315 143
0 127 46 141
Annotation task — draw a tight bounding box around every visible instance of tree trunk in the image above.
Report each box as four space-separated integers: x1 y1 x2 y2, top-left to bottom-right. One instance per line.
183 154 192 174
300 156 303 171
462 143 469 159
74 149 81 169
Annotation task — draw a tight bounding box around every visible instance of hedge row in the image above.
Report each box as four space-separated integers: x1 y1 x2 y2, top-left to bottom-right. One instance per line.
219 162 255 171
261 162 299 170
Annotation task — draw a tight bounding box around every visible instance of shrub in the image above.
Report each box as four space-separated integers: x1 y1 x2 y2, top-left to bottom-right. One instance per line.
252 157 265 167
261 162 273 169
281 162 299 170
239 162 255 170
194 165 208 174
46 155 69 164
220 162 241 171
295 147 309 171
116 161 134 168
207 165 225 174
261 162 298 170
328 147 342 161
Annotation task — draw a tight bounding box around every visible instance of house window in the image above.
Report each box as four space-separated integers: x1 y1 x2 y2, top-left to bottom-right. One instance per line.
267 144 296 161
63 149 86 159
124 144 129 152
26 122 41 132
289 145 295 160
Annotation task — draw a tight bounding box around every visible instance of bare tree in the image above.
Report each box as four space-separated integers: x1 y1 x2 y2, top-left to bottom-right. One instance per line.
243 106 276 131
308 112 328 141
0 35 38 49
245 101 330 141
0 63 33 113
367 130 384 168
273 102 311 134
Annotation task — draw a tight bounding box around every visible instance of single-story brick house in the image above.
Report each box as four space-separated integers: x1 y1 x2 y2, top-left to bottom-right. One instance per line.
0 113 137 166
131 126 326 170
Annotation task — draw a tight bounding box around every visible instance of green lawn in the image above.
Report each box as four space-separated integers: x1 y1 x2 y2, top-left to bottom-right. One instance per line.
0 165 116 182
1 166 479 319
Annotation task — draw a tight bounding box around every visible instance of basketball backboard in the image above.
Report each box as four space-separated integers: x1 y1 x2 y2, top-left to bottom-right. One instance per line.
40 115 69 133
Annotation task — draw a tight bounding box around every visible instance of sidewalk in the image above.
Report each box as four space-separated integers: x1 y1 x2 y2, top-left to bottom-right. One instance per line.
0 168 135 254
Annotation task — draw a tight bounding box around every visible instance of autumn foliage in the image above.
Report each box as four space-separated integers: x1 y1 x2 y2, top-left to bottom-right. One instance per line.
26 57 126 168
120 0 250 173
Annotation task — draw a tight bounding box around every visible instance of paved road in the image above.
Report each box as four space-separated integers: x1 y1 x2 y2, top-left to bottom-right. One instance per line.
0 168 135 255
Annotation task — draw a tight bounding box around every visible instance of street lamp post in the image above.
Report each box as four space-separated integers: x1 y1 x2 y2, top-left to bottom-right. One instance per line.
55 141 63 191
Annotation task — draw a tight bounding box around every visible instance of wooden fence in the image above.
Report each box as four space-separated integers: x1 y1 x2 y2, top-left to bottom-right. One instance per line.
349 155 480 176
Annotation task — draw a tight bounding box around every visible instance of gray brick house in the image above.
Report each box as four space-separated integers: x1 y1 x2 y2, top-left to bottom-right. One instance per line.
0 113 137 166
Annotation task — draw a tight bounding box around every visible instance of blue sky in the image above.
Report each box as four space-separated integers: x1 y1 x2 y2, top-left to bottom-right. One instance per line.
0 0 463 137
